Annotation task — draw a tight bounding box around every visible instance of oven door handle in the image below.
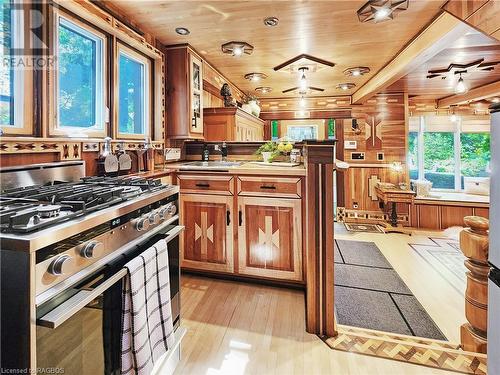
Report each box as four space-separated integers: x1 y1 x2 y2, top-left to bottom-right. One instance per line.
37 268 128 329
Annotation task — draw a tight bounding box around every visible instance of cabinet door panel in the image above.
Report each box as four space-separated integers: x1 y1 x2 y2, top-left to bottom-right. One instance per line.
180 194 233 272
238 196 302 281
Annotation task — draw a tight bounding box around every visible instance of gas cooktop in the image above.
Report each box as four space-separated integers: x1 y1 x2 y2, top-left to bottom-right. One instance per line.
0 176 171 234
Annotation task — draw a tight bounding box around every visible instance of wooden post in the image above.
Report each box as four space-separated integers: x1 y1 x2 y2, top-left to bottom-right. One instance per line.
459 216 489 353
303 140 337 337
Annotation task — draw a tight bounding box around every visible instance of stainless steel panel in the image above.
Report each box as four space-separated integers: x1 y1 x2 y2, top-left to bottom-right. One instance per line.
0 161 85 190
489 108 500 268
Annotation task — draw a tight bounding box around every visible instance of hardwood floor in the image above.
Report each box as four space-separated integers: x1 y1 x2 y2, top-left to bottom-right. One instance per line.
174 273 459 375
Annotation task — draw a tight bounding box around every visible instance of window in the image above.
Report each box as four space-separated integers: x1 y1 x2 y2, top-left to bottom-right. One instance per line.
408 115 491 191
0 1 14 126
1 0 31 134
408 131 418 181
54 15 106 135
117 44 150 138
423 132 455 189
287 125 318 141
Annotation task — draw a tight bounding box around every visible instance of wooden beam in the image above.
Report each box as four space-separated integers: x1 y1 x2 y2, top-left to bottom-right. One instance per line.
437 80 500 107
352 12 468 104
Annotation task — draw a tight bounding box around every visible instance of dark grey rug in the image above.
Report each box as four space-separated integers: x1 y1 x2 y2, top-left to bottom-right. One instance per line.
335 240 447 341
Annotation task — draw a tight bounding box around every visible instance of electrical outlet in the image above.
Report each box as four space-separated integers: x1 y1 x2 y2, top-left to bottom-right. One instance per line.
353 202 359 209
377 152 384 161
164 148 181 161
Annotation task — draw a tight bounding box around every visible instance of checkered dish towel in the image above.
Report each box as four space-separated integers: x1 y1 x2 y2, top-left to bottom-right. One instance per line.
121 239 175 375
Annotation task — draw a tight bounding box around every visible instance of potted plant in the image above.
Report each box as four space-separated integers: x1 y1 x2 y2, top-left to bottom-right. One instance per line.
255 141 294 163
255 141 279 163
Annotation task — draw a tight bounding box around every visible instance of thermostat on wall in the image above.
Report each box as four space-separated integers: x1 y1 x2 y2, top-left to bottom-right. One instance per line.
344 140 357 149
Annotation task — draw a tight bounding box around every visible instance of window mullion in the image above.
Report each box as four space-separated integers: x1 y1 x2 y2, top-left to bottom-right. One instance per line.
418 116 425 180
454 119 461 191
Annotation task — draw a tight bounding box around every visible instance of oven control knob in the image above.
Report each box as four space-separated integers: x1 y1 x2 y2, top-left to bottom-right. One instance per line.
160 203 177 218
134 216 150 232
80 241 104 259
149 212 161 225
48 255 74 276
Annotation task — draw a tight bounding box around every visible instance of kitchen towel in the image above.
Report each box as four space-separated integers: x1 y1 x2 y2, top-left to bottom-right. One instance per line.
121 239 175 375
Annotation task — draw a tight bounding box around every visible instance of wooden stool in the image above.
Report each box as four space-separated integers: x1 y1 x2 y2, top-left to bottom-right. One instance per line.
459 216 489 353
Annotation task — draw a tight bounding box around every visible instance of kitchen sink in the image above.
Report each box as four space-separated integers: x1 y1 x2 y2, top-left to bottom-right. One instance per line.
179 161 243 170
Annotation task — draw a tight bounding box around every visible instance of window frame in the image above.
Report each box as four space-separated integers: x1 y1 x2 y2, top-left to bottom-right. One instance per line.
114 42 152 140
409 115 490 192
0 0 33 136
49 9 108 138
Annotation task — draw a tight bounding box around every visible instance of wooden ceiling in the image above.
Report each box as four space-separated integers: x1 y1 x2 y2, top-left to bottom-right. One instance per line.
385 29 500 100
105 0 447 98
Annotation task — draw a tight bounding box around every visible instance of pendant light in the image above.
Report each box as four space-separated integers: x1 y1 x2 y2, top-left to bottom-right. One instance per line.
298 67 308 91
456 73 467 94
300 96 306 108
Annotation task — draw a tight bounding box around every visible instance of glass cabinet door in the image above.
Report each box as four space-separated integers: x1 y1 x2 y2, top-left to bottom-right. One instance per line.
189 53 203 134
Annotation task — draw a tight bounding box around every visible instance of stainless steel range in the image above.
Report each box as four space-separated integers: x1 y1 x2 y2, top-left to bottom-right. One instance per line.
0 161 183 374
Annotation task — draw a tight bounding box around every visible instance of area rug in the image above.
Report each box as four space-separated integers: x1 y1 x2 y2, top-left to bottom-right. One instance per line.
344 222 384 233
409 237 466 294
334 239 447 340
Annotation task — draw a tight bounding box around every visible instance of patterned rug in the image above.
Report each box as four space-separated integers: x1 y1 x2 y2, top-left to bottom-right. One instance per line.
344 222 384 233
409 237 466 294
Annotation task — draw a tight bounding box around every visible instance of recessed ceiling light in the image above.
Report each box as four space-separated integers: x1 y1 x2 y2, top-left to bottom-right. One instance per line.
175 27 190 36
264 16 279 27
344 67 370 77
255 86 272 94
244 73 268 82
336 83 356 91
221 41 254 57
357 0 409 23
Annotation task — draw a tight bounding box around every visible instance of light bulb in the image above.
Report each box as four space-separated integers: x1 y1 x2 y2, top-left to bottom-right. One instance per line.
352 69 361 77
456 76 467 93
251 75 260 82
374 7 390 20
450 114 458 122
341 84 348 91
233 47 243 56
300 97 306 108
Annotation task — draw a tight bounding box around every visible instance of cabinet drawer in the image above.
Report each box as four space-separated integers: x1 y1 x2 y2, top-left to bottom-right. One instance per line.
178 174 234 195
237 176 302 198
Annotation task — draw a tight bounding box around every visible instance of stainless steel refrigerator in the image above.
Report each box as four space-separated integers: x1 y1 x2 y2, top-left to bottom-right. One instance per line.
488 102 500 374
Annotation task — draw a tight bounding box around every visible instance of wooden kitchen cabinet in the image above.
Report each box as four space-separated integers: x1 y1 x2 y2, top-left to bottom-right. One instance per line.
237 196 303 281
166 45 204 139
180 194 234 273
203 107 264 141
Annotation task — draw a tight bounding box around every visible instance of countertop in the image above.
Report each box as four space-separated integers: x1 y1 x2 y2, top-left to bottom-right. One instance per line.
415 191 489 206
164 161 307 176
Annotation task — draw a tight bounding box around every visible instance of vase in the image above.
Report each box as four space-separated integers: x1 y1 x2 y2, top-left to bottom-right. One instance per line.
241 103 252 114
249 100 261 117
262 152 272 163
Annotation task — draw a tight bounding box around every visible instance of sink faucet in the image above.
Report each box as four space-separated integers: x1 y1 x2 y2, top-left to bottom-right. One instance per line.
214 142 228 162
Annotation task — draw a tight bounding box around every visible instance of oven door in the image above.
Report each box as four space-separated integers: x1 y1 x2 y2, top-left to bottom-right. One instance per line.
35 225 183 375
